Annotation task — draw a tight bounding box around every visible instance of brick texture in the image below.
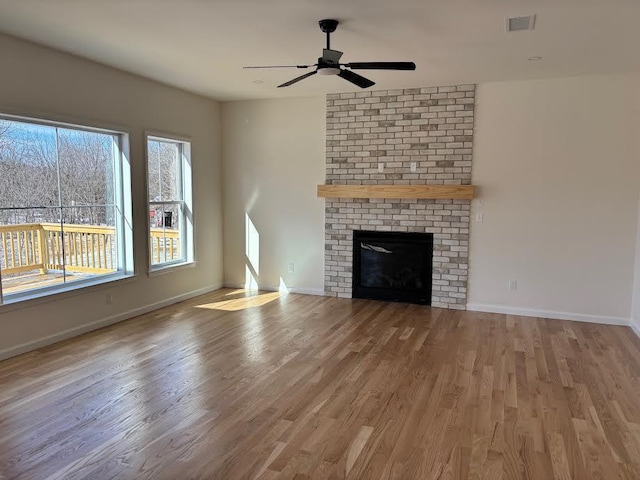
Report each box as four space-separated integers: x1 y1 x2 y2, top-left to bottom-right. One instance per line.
324 85 475 309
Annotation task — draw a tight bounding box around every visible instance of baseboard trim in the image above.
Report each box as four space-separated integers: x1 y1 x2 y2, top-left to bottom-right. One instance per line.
466 303 630 326
287 287 325 296
223 282 325 297
630 321 640 338
0 283 223 362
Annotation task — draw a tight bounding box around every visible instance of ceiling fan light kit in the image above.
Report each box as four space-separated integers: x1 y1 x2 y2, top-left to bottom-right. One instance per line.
243 19 416 88
317 68 340 76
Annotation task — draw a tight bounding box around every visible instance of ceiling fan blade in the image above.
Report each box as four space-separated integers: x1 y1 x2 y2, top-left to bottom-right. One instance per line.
338 69 375 89
243 65 312 69
322 49 343 64
343 62 416 70
277 70 317 88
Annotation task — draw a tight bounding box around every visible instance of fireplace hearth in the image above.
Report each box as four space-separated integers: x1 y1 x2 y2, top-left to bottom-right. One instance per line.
352 230 433 305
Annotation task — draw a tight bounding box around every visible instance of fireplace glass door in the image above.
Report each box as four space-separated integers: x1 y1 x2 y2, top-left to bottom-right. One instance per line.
352 230 433 305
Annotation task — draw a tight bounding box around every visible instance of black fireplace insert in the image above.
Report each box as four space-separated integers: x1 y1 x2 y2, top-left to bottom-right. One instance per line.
352 230 433 305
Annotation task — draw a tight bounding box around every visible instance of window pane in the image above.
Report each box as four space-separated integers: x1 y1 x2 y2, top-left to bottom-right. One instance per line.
147 139 180 202
147 136 191 270
159 142 180 201
149 203 182 265
57 129 116 207
0 120 60 210
147 140 161 202
0 115 129 303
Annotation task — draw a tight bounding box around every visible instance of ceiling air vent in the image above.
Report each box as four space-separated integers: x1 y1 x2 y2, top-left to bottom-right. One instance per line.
506 15 536 32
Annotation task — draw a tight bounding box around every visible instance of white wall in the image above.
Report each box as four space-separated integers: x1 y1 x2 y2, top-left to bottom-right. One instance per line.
221 97 325 294
220 75 640 327
468 75 640 324
632 197 640 335
631 80 640 335
0 33 223 359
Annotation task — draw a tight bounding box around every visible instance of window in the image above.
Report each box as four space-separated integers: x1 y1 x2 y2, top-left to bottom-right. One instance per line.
146 135 193 270
0 115 133 304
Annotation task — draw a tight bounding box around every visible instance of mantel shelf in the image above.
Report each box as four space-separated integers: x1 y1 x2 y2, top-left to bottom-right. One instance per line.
317 184 474 200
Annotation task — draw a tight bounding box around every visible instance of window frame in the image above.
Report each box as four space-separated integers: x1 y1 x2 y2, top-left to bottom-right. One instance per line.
0 112 134 306
145 133 194 273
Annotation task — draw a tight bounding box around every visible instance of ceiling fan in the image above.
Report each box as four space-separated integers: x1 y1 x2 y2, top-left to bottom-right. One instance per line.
243 19 416 89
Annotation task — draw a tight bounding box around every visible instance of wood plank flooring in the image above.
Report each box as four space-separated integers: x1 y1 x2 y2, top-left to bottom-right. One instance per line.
1 288 639 479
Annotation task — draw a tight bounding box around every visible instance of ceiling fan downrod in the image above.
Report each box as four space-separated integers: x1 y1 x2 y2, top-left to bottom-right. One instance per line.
319 19 339 50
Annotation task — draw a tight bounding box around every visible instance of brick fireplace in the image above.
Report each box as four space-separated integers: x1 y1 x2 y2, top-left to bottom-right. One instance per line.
323 85 475 309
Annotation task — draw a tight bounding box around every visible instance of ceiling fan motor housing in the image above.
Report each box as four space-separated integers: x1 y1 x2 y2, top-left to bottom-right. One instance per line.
317 56 340 75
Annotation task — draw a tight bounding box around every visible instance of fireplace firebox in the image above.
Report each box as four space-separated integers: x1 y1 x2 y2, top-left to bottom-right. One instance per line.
352 231 433 305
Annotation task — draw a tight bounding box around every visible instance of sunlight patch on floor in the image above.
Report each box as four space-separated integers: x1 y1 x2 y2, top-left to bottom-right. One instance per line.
196 291 284 311
224 288 249 296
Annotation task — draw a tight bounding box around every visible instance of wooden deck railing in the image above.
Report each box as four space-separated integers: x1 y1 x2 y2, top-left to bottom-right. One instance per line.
0 223 180 275
0 224 46 275
0 223 117 275
39 223 117 274
150 228 181 264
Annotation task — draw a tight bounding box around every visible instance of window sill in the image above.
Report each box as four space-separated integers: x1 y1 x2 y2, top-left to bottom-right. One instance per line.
0 273 137 314
148 261 196 277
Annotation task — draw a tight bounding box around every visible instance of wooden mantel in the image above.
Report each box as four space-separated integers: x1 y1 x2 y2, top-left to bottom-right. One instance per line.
317 184 474 200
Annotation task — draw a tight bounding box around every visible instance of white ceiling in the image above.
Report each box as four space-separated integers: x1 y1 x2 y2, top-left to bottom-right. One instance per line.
0 0 639 101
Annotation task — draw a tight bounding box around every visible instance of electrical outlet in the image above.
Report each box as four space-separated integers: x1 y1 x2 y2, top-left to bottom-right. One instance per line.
105 292 113 305
378 163 384 173
288 263 295 273
410 162 417 172
508 280 517 291
475 213 483 223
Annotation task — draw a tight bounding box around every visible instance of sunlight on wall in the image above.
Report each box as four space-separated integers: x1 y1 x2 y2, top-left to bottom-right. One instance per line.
245 212 259 290
279 277 289 293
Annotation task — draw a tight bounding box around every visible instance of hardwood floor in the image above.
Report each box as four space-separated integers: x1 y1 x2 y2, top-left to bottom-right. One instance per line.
1 289 639 479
